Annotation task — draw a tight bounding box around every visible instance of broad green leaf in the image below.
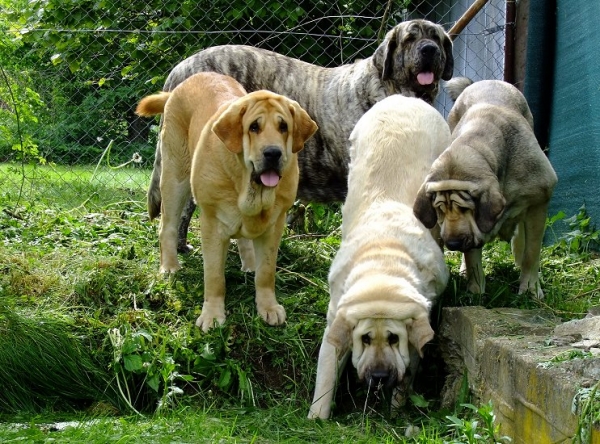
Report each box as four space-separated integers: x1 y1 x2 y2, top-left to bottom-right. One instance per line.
123 353 144 371
147 373 160 392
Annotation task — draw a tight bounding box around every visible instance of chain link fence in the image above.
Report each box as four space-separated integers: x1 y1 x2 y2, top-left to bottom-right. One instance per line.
1 0 507 209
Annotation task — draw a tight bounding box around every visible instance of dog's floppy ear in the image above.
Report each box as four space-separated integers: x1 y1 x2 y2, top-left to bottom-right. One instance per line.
441 32 454 81
475 185 506 234
212 102 248 154
326 314 353 356
413 184 438 229
373 26 401 81
288 100 318 153
408 317 435 358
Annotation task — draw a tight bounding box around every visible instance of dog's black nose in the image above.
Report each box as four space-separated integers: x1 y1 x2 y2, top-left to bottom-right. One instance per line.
367 370 391 388
420 43 438 59
445 239 464 251
445 239 461 250
263 146 282 161
444 238 469 251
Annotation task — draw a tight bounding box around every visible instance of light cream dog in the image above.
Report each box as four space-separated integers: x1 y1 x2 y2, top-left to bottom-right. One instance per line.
413 78 558 298
136 72 317 330
308 95 450 419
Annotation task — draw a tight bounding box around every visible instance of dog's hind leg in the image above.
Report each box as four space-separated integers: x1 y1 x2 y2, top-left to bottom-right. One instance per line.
511 220 526 268
147 150 163 220
158 127 192 272
237 238 256 272
151 128 194 254
159 174 190 273
177 198 196 253
147 118 164 220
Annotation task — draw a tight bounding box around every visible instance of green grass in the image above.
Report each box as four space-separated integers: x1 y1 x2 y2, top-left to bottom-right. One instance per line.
0 161 598 443
0 162 150 211
0 406 445 443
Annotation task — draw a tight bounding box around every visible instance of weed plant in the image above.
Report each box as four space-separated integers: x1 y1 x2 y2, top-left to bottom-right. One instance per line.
0 162 598 442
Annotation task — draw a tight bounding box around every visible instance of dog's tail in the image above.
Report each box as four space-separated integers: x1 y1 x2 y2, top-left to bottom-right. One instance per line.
136 92 170 220
444 77 474 102
135 92 170 116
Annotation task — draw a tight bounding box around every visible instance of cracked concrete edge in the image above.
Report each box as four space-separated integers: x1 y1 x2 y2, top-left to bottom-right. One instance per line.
438 306 600 444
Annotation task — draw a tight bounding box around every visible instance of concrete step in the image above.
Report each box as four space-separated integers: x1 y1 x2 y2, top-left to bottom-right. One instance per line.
438 306 600 444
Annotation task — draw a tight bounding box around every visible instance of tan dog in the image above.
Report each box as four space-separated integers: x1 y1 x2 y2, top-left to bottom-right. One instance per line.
308 95 450 419
136 73 317 330
414 78 558 298
147 20 454 253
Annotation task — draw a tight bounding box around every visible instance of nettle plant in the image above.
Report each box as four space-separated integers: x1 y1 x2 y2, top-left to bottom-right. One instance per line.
549 205 600 254
107 317 257 413
108 324 188 414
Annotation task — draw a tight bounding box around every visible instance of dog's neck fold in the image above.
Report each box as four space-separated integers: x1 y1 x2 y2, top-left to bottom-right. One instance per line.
237 178 278 216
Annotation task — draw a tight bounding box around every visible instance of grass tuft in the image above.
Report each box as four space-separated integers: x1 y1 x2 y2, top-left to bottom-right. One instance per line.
0 305 122 413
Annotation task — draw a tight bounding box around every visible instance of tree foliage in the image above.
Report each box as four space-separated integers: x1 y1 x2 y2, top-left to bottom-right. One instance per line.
2 0 411 164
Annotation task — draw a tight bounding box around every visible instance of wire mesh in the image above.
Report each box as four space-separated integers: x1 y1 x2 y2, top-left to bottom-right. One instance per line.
0 0 507 209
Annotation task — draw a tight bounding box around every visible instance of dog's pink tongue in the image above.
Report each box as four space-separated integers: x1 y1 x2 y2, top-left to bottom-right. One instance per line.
417 72 434 85
260 171 280 187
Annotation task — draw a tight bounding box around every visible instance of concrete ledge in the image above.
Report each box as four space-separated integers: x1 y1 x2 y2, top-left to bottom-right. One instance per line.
439 306 600 444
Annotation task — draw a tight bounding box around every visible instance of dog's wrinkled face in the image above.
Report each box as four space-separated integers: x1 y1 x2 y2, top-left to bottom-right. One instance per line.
212 91 317 188
351 318 413 389
414 178 507 251
242 97 294 188
375 19 454 103
431 189 483 251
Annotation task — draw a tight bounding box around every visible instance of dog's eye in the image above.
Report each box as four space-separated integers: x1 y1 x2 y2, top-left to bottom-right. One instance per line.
404 29 419 42
388 333 399 345
361 334 371 345
428 30 440 42
249 121 260 133
279 121 288 133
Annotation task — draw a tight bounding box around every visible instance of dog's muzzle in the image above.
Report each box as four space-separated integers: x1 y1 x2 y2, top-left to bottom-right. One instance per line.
445 236 481 252
415 41 441 87
253 146 283 187
365 367 398 389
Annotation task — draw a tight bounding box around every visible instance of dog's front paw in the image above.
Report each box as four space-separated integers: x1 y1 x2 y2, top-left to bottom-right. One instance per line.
518 280 544 299
307 404 329 420
196 304 226 332
160 261 181 274
466 279 484 295
258 304 286 326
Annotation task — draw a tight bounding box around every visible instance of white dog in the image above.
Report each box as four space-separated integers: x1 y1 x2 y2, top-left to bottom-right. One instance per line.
308 95 451 419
